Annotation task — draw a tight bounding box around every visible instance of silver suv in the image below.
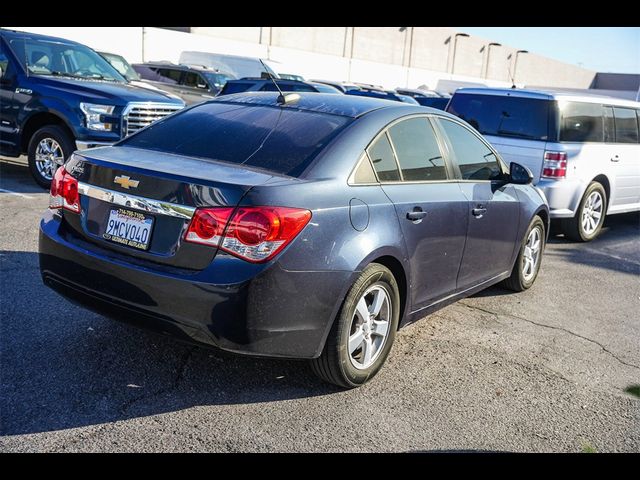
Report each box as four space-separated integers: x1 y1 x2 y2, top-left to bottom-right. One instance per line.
447 88 640 241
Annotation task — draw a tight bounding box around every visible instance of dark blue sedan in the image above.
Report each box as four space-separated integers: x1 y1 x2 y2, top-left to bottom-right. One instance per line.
39 92 549 388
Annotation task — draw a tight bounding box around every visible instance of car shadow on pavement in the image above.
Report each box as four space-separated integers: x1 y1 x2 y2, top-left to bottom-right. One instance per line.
0 162 46 195
0 250 340 436
545 212 640 275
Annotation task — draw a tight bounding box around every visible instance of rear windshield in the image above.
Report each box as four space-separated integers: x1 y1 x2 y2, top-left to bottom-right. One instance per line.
219 81 253 95
119 101 352 177
446 93 551 141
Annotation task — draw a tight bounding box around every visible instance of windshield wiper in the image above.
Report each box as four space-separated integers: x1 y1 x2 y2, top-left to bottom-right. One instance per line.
47 71 86 80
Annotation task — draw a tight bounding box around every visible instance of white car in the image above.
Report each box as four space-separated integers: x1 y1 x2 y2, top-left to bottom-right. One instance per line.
447 88 640 241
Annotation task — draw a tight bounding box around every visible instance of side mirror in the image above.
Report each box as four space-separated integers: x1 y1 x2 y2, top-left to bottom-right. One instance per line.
509 162 533 185
196 83 207 90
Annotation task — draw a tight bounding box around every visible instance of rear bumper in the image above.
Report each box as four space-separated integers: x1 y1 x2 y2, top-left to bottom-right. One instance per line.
39 212 352 359
537 178 585 219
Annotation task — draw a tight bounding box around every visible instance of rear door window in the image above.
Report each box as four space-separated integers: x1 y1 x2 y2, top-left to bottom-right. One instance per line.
613 107 639 143
155 68 182 85
387 118 447 181
559 102 604 142
439 119 503 181
446 93 550 140
366 133 401 181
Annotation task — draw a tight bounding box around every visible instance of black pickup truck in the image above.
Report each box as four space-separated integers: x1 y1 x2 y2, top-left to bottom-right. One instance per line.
0 29 185 187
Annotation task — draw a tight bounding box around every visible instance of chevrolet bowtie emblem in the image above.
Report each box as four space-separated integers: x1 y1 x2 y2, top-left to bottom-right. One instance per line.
114 175 140 189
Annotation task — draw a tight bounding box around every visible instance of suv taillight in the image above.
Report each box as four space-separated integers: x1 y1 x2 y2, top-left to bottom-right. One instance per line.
49 166 80 213
542 151 568 179
184 206 312 263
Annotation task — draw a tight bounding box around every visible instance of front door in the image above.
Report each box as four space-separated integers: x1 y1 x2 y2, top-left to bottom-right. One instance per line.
437 118 521 289
367 116 468 310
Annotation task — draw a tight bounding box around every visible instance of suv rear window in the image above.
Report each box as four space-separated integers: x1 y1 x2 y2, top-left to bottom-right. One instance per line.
118 101 351 177
446 93 551 141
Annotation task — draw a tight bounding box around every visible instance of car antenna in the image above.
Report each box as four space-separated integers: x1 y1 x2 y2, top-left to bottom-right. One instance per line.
259 59 300 106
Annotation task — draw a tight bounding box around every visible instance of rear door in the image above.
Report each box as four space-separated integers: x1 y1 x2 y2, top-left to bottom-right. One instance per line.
0 38 20 156
369 115 469 309
610 107 640 207
436 117 520 289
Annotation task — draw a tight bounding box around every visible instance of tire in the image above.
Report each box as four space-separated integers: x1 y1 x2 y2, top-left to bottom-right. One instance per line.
310 263 401 388
561 182 607 242
502 216 545 292
27 125 76 189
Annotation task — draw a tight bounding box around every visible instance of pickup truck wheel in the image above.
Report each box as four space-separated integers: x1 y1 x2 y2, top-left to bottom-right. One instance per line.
310 263 400 388
28 125 75 189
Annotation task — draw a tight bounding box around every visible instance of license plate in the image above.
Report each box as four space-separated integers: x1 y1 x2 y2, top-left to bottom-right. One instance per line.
103 208 154 251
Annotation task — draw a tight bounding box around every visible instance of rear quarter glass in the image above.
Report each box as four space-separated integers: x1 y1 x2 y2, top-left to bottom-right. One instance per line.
119 102 352 177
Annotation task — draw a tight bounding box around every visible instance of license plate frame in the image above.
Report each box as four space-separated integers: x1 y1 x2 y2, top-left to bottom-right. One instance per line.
102 208 154 251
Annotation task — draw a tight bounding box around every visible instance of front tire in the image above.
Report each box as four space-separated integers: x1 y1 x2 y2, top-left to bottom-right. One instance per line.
561 182 607 242
28 125 76 189
311 263 400 388
502 216 545 292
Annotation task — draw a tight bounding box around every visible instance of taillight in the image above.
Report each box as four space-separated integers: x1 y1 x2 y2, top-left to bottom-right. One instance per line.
49 166 80 213
184 206 312 263
542 151 568 179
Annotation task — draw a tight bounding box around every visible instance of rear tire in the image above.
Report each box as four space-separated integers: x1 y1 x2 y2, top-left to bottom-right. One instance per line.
561 182 607 242
310 263 400 388
28 125 76 189
502 216 545 292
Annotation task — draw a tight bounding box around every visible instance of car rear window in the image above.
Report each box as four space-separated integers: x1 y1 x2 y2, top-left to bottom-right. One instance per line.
219 81 254 95
118 101 351 177
446 93 551 141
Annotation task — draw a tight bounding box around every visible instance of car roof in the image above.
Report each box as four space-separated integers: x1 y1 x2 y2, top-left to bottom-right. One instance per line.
455 87 640 108
0 28 84 46
211 92 413 118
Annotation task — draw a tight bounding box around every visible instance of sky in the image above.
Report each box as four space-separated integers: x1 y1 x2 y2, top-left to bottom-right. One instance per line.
455 27 640 74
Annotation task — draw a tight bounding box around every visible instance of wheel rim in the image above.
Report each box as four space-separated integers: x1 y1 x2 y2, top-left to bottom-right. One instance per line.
35 138 65 181
348 284 391 370
522 226 542 282
581 191 603 235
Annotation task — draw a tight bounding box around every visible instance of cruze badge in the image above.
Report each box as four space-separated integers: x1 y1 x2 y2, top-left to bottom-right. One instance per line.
114 175 140 189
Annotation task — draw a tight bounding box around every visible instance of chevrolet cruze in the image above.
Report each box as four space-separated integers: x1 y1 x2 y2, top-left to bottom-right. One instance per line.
39 92 549 388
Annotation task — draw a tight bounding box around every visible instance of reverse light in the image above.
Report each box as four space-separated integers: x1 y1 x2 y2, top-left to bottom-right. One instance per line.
542 151 568 179
49 166 80 213
184 206 312 263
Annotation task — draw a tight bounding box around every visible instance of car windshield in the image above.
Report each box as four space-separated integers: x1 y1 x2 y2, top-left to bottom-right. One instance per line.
202 72 233 89
100 52 140 81
9 38 125 82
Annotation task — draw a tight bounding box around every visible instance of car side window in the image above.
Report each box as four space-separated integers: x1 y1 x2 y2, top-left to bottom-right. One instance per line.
613 107 639 144
388 117 447 181
440 119 503 181
367 133 401 181
155 68 181 85
183 71 208 90
0 48 10 79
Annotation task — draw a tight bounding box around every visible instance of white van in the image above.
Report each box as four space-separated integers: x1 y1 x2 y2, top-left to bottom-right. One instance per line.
447 88 640 241
178 51 277 80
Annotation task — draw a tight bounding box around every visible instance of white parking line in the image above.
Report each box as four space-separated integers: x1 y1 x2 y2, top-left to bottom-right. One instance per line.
0 188 35 199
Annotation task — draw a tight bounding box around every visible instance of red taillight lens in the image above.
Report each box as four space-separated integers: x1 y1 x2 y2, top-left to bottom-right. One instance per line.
184 208 233 246
542 151 568 179
49 166 80 213
184 206 311 263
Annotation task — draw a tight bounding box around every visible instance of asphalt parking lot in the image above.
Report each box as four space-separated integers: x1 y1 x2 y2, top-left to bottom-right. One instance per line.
1 161 638 453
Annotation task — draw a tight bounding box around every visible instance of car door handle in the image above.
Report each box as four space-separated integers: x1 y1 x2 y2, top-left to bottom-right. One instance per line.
472 207 487 217
611 155 620 162
406 208 427 221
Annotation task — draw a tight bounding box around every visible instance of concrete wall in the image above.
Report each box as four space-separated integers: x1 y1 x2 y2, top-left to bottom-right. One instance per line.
6 26 596 90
